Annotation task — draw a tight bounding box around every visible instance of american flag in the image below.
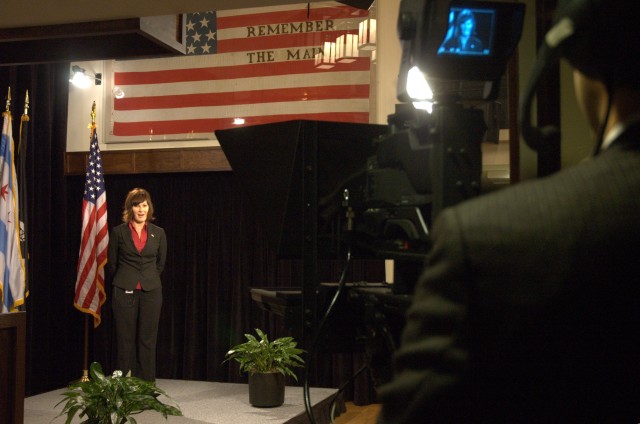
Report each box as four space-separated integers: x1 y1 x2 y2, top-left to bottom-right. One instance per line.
74 127 108 327
108 1 370 143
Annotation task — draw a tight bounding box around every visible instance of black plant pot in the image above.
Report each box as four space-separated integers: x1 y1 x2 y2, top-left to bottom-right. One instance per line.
248 372 285 407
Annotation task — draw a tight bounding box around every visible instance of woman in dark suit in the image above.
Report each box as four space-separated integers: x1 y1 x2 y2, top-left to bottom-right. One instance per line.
439 9 484 54
108 188 167 381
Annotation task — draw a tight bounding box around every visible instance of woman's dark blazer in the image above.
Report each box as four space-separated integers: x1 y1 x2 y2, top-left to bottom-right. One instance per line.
107 222 167 291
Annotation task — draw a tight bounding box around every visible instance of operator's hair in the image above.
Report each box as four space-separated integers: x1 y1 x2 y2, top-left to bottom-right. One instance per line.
520 0 640 152
556 0 640 88
121 187 155 223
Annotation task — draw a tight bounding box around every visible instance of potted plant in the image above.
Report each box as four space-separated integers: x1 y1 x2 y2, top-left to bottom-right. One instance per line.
56 362 182 423
224 328 305 407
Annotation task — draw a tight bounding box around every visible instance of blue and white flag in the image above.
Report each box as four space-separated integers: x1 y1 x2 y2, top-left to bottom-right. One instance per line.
0 111 26 312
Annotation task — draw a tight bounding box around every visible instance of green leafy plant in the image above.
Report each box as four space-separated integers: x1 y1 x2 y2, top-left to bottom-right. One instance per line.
56 362 182 424
223 328 305 380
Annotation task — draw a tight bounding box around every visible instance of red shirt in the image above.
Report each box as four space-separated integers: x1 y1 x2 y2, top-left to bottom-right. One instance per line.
128 221 148 289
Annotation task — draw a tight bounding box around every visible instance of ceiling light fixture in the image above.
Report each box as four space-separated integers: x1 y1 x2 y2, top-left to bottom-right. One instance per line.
314 41 336 69
358 0 377 52
358 17 376 51
336 33 359 63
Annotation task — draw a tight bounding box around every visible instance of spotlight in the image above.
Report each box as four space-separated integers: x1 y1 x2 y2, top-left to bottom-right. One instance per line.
405 66 433 113
70 65 102 88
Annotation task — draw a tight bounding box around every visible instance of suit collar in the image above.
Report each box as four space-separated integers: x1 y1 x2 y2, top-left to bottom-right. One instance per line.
604 116 640 150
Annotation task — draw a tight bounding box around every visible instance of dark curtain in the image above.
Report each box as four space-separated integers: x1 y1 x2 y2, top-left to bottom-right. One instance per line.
3 63 385 405
1 62 79 396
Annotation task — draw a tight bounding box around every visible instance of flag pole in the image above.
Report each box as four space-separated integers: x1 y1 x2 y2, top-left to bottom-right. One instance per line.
80 316 90 382
18 91 30 311
79 102 98 383
74 99 107 381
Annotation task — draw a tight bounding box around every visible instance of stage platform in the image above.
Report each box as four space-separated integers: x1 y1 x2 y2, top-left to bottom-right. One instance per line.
24 379 344 423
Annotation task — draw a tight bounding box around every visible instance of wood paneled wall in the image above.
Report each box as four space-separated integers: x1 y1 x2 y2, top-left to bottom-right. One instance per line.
64 147 231 175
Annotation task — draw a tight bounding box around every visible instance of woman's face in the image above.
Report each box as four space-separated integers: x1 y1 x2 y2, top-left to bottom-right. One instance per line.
460 18 474 37
132 200 149 224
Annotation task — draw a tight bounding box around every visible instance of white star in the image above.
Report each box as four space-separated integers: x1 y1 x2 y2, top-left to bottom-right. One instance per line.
200 17 209 28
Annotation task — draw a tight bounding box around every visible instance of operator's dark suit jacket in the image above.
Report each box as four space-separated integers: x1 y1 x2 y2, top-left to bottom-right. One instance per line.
107 222 167 290
378 124 640 423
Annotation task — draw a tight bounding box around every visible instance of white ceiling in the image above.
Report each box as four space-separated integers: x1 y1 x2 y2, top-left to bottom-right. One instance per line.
0 0 327 28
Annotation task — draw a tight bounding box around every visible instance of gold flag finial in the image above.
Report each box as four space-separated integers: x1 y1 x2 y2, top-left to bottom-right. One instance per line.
19 90 31 154
23 90 29 117
5 87 11 113
89 101 97 137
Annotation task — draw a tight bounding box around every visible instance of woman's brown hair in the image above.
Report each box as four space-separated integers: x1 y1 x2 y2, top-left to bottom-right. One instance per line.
121 188 155 223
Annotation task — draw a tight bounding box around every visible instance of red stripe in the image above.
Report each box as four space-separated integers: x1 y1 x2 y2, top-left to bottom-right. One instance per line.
216 6 366 28
75 200 108 310
113 112 369 137
114 57 370 85
114 85 370 110
76 202 95 275
95 202 109 262
75 205 98 304
217 29 356 53
77 270 105 308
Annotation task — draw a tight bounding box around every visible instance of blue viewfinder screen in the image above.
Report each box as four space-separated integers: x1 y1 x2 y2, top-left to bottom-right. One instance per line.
438 7 495 56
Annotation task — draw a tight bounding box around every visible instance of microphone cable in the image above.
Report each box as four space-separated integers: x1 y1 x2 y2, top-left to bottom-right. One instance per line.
303 248 354 424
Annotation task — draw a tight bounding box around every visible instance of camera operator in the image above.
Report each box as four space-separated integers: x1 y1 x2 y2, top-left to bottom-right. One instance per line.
377 0 640 422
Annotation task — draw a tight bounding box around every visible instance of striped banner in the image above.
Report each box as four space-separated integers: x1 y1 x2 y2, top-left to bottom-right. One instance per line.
108 1 371 143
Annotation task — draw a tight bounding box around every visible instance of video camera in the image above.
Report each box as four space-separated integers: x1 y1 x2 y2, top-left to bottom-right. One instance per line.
215 1 526 360
397 0 525 102
217 1 525 269
343 0 525 269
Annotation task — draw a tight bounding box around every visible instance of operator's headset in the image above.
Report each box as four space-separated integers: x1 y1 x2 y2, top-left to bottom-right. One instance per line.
519 0 636 155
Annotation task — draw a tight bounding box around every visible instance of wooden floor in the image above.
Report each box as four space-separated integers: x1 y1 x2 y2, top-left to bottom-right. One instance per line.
335 402 381 424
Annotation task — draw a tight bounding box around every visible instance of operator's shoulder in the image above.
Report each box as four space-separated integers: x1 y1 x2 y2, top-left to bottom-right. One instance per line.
447 153 640 228
445 163 594 223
